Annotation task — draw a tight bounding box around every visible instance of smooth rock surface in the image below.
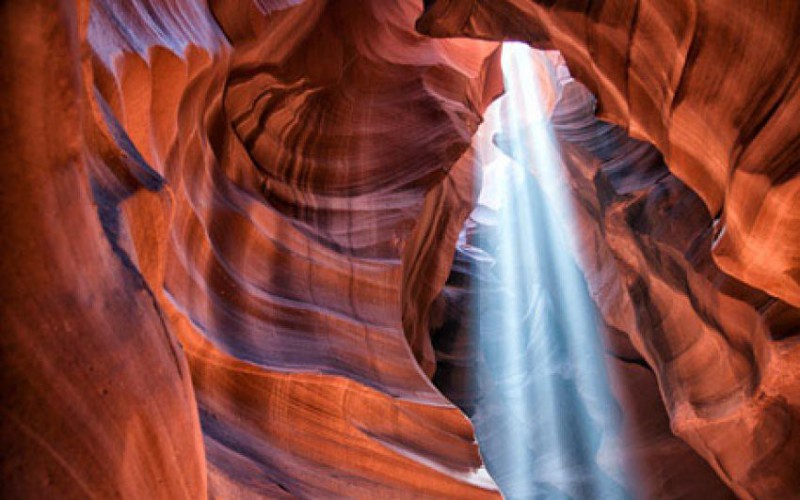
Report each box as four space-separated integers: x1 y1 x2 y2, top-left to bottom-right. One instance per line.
490 52 799 498
3 0 503 497
418 0 800 310
2 0 798 498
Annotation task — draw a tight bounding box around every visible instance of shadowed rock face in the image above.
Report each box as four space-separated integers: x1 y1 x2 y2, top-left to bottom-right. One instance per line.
1 1 798 499
417 8 800 496
0 2 206 499
2 0 503 497
545 64 800 500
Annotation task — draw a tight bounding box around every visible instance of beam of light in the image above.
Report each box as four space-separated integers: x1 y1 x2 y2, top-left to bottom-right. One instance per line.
467 42 630 499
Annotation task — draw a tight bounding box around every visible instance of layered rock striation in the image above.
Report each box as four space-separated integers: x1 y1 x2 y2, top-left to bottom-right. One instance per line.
418 0 800 310
2 0 504 497
417 3 800 497
2 0 798 498
432 49 799 498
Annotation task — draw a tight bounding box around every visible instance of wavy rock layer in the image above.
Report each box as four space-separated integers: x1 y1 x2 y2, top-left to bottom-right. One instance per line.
0 2 206 498
418 4 800 497
465 51 797 498
4 0 799 498
552 84 800 500
2 0 505 497
418 0 800 310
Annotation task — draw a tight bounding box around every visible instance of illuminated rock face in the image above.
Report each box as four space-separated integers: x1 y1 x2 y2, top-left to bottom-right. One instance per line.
549 81 800 500
1 1 798 499
418 2 800 497
2 0 503 497
418 0 800 310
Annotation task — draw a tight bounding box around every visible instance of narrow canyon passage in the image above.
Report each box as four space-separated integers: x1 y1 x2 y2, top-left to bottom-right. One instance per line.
2 1 799 499
466 43 627 498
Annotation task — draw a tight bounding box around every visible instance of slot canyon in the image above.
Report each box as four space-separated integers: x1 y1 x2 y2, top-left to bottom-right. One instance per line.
1 0 799 498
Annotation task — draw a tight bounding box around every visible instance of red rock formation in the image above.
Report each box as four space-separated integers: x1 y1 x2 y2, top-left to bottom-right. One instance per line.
418 3 800 497
417 0 800 310
431 54 741 498
553 81 800 500
3 0 504 497
0 1 206 497
489 51 799 498
3 0 798 498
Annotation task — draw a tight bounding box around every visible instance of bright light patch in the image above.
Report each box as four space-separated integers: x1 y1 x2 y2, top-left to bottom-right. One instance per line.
468 42 630 499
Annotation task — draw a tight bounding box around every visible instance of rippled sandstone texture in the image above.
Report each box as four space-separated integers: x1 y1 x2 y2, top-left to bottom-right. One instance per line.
418 3 800 498
432 58 741 499
2 0 799 499
2 0 504 497
418 0 800 309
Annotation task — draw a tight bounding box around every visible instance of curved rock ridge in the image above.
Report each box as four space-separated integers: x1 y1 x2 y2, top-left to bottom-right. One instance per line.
417 0 800 310
3 0 505 497
481 51 798 498
0 1 208 498
5 0 798 498
548 72 800 500
431 51 736 498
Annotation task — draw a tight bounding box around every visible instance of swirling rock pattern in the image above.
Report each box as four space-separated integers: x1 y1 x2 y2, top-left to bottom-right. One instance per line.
418 0 800 310
552 80 800 500
3 0 799 498
417 4 800 497
2 0 504 497
485 52 798 498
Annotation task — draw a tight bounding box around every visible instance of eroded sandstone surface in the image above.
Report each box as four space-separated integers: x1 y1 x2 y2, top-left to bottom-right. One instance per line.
419 3 800 497
418 0 800 310
3 0 503 497
1 0 798 498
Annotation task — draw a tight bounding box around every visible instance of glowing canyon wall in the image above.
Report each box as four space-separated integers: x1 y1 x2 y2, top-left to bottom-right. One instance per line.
1 0 797 498
419 2 800 498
